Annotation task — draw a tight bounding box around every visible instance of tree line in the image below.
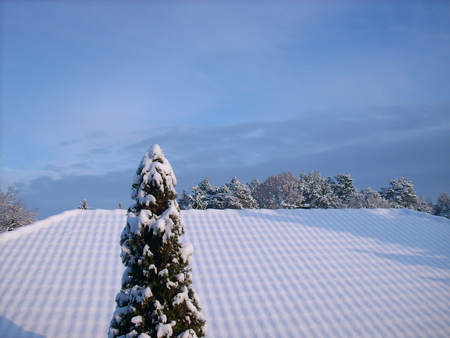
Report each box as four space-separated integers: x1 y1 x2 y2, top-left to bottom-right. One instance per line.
178 172 450 219
2 171 449 233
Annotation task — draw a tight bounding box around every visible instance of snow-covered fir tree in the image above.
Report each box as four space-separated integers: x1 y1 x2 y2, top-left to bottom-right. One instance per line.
346 187 390 209
78 199 91 210
299 172 339 209
380 177 431 212
434 192 450 219
209 184 231 209
254 172 303 209
329 173 357 207
190 178 217 210
178 190 193 210
109 145 207 338
222 177 258 209
247 178 261 197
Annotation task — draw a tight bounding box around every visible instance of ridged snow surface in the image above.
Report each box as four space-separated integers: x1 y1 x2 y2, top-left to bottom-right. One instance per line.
0 208 449 337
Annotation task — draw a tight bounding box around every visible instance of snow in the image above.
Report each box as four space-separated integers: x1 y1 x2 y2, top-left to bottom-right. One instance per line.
1 208 450 337
133 145 178 200
156 322 174 338
179 242 194 264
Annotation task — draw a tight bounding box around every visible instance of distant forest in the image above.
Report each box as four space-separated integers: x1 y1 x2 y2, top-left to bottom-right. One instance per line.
178 172 450 219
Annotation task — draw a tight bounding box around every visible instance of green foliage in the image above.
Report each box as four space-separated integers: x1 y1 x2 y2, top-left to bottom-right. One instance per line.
109 145 206 338
434 192 450 219
299 171 339 209
380 177 431 212
181 172 443 216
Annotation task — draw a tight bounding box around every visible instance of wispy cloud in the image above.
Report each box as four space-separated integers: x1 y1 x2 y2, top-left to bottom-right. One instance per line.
1 1 449 218
8 103 449 219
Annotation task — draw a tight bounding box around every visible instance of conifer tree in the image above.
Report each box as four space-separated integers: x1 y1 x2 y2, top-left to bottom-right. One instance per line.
190 178 217 210
434 192 450 219
299 171 339 209
329 173 357 206
78 199 91 210
222 177 258 209
178 190 192 210
109 145 207 338
380 177 431 212
346 187 390 209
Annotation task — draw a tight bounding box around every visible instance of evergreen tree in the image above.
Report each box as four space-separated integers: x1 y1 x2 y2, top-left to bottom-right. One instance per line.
247 178 261 195
346 187 390 209
109 145 206 338
329 173 357 206
380 177 431 212
78 199 91 210
299 172 339 209
222 177 258 209
178 190 193 210
190 179 217 210
254 172 303 209
209 184 231 209
434 192 450 219
0 186 38 233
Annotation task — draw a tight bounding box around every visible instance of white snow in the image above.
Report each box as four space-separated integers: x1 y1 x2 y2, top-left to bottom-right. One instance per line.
0 208 449 337
133 145 178 201
179 242 194 264
156 322 174 338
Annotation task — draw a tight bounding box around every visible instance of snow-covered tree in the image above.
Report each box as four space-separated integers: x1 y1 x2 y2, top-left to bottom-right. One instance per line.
0 186 37 233
299 172 339 209
247 178 261 196
254 172 303 209
208 184 231 209
222 177 258 209
434 192 450 219
346 187 390 209
178 190 193 210
329 173 357 207
118 202 125 210
190 179 217 210
109 145 207 338
78 199 91 210
380 177 431 212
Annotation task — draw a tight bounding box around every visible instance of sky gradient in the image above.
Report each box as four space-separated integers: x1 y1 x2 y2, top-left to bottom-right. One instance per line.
1 1 449 219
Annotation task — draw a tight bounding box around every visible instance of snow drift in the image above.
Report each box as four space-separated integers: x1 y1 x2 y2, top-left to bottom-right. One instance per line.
0 208 449 337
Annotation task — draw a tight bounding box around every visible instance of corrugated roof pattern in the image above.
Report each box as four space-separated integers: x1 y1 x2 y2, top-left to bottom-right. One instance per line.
0 208 449 337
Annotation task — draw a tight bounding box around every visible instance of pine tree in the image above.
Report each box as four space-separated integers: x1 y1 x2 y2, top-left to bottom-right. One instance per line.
299 172 339 209
222 177 258 209
78 199 91 210
434 192 450 219
329 173 357 207
178 190 193 210
190 179 217 210
380 177 431 212
346 187 390 209
109 145 207 338
247 179 261 197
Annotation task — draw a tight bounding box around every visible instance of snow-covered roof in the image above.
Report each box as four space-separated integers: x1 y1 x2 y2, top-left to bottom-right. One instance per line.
0 208 449 337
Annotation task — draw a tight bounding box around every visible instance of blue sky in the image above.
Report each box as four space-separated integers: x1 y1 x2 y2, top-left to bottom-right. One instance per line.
1 1 449 219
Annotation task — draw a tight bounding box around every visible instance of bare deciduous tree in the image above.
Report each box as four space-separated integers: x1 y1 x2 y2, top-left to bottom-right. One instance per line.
0 186 37 232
